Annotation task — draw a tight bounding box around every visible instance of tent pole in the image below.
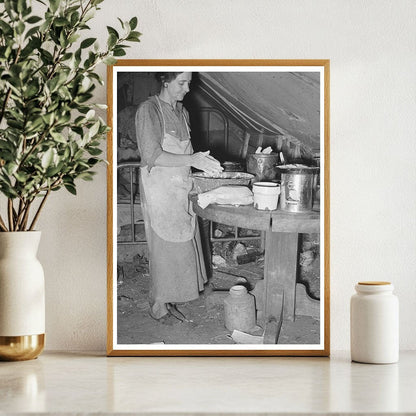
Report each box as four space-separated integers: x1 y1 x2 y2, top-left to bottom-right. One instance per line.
240 131 250 160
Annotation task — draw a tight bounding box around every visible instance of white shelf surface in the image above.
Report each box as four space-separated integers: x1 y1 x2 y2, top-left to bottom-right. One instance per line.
1 350 415 415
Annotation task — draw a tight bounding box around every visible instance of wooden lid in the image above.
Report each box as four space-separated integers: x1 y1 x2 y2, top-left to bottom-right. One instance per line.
358 281 391 285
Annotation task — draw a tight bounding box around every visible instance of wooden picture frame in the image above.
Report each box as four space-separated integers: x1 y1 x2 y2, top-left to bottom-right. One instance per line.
107 60 330 356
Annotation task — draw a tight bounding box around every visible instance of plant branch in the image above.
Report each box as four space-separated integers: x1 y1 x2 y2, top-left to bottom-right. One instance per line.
0 213 8 232
0 88 13 125
46 1 93 83
14 199 24 231
0 45 22 124
20 199 33 231
18 120 58 169
15 198 32 231
80 0 93 19
27 175 64 230
28 189 50 231
0 2 141 230
7 199 14 231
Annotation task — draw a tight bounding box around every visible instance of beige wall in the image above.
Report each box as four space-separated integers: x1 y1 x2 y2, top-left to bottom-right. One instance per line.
36 0 416 351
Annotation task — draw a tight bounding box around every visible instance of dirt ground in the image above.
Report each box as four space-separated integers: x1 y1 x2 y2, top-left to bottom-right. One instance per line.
116 233 321 346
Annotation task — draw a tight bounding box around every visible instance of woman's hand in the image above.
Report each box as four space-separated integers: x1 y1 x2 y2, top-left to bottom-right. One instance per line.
190 151 223 176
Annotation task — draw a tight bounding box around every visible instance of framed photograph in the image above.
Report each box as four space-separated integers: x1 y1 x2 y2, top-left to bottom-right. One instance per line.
107 60 330 356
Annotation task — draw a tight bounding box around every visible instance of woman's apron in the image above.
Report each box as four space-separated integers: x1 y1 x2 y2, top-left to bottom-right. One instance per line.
140 97 195 242
139 97 206 319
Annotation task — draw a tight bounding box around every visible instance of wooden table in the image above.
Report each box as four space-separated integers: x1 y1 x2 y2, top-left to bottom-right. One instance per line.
190 194 320 344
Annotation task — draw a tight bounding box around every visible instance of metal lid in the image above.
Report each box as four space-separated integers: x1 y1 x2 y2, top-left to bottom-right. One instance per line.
277 165 319 174
247 153 279 159
358 281 391 285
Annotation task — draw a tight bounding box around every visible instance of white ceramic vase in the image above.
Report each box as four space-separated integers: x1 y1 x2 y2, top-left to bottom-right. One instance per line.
350 281 399 364
0 231 45 361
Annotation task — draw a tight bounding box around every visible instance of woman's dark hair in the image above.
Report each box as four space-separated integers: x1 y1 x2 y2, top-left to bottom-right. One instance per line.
155 72 183 84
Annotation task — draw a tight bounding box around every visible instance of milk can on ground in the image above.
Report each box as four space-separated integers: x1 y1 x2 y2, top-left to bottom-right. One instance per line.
224 285 256 332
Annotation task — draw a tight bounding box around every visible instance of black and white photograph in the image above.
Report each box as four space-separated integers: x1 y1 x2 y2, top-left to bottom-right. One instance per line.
107 60 329 356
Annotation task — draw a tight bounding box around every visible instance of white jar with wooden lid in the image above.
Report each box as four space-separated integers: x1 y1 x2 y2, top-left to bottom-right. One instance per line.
350 281 399 364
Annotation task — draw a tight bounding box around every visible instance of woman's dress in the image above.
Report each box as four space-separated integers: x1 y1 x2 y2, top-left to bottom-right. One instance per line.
135 96 207 319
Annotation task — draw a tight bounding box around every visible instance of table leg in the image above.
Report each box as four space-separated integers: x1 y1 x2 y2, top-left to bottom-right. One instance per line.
263 231 299 344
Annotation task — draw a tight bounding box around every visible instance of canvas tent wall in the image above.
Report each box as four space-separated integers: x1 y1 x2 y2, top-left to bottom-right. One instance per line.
187 71 320 163
117 71 321 164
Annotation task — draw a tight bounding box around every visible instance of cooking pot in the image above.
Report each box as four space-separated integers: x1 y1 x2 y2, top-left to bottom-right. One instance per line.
278 166 319 212
246 153 280 182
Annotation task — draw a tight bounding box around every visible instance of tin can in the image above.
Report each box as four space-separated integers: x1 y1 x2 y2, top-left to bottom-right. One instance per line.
278 167 319 212
246 153 280 182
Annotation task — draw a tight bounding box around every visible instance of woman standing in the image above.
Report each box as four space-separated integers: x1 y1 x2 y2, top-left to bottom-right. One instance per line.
135 72 223 323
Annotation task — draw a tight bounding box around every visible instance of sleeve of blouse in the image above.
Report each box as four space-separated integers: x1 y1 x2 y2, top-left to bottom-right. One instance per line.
135 100 164 170
182 107 191 131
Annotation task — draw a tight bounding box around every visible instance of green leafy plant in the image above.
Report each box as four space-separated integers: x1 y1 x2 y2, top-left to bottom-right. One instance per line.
0 0 140 231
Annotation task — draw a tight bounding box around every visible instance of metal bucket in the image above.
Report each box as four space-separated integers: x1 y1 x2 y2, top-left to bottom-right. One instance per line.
252 182 280 211
278 167 319 212
246 153 280 182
